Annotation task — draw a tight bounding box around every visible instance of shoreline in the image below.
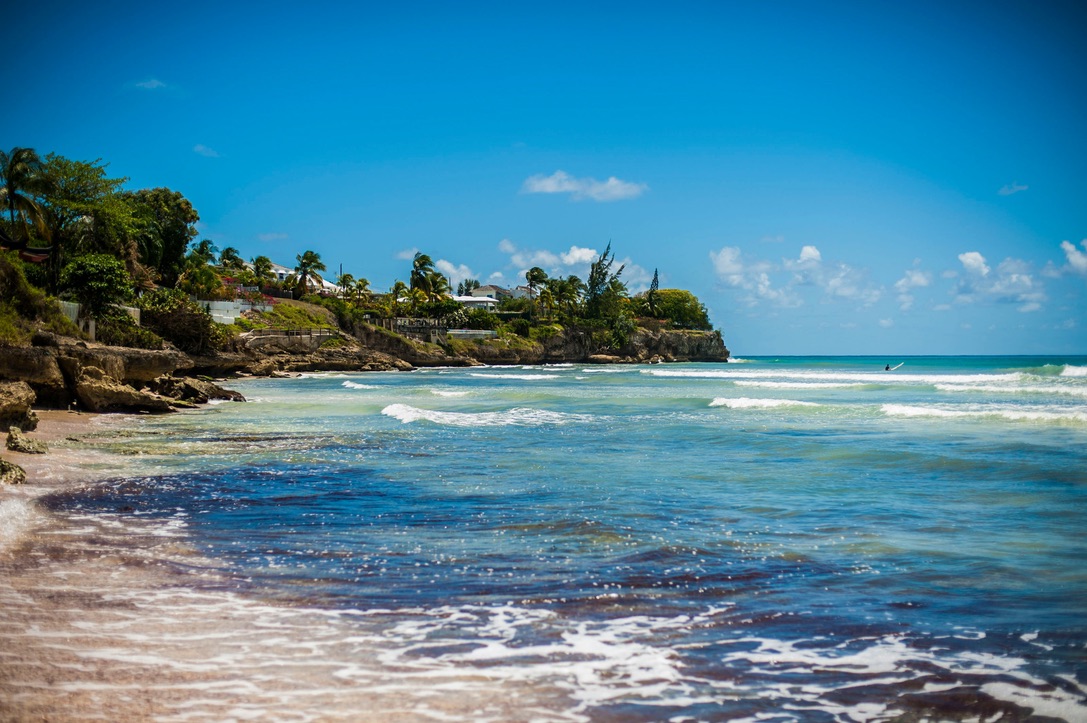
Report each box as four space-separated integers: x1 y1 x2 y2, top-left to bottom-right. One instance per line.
0 406 561 722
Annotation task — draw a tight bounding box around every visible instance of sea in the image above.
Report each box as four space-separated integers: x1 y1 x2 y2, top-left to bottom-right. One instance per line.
7 356 1087 721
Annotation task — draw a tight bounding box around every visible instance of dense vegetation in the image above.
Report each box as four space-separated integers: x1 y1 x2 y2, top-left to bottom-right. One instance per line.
1 145 715 352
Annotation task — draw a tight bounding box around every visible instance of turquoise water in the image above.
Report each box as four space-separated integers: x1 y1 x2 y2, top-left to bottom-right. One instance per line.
55 356 1087 719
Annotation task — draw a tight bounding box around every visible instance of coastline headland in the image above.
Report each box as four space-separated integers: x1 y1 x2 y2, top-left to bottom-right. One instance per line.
0 324 729 417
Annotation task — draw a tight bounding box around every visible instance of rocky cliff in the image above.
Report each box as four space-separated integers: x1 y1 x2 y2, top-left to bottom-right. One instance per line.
0 324 729 412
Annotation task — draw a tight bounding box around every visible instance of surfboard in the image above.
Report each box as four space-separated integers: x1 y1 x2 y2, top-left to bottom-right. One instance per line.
890 362 905 371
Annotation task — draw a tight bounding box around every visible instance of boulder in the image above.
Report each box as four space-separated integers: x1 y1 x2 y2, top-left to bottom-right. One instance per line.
6 426 47 454
0 458 26 485
152 375 245 403
587 354 624 364
0 347 68 407
73 366 174 414
0 381 39 432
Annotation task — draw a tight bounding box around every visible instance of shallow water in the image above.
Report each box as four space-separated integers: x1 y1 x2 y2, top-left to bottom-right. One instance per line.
16 356 1087 720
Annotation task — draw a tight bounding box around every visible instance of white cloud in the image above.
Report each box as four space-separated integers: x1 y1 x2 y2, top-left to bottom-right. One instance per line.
894 268 932 310
521 170 648 202
135 78 166 90
257 232 288 242
879 318 894 328
953 252 1045 311
1059 239 1087 275
497 238 516 254
998 182 1029 196
560 246 598 265
193 144 219 158
780 244 881 306
958 251 990 277
396 247 420 260
760 234 785 244
435 259 474 288
709 246 799 307
488 271 505 281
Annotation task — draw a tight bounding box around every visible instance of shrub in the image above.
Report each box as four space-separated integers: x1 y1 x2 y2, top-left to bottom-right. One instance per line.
509 318 532 337
463 308 498 330
60 254 133 318
0 251 80 345
96 308 164 350
136 288 223 354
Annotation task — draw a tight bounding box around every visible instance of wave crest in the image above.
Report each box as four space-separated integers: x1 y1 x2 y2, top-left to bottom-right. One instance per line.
382 404 584 427
710 397 820 409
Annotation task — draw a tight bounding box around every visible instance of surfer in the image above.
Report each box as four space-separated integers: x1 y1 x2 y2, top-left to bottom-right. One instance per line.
885 364 890 371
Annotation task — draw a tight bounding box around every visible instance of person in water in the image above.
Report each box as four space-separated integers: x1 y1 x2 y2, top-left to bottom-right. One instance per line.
885 364 891 371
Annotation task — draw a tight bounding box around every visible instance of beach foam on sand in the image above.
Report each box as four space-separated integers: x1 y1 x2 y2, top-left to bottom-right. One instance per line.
0 410 559 722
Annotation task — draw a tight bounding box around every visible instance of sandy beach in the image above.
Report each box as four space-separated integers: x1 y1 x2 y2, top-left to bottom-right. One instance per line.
0 410 546 722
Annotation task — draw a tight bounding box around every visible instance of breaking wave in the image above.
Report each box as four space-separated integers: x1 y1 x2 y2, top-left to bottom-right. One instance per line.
381 404 585 427
881 404 1087 424
710 397 820 409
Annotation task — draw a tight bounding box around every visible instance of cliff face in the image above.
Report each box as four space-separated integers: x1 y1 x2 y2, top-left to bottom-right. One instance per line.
0 337 191 408
0 324 729 409
450 327 730 366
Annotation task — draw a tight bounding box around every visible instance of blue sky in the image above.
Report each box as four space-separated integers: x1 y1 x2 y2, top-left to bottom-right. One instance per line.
7 0 1086 354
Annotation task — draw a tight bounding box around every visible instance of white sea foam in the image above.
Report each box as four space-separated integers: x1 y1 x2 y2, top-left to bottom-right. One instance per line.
882 404 1087 424
429 389 471 397
0 498 35 551
734 380 866 390
935 383 1087 398
1061 364 1087 377
646 368 1024 385
342 381 378 389
709 397 820 409
468 373 560 381
382 404 583 427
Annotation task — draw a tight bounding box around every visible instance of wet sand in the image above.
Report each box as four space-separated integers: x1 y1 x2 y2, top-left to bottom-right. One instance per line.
0 410 559 722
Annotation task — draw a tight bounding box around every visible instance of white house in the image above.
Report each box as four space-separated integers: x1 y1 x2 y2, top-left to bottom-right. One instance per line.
453 295 498 310
470 284 511 301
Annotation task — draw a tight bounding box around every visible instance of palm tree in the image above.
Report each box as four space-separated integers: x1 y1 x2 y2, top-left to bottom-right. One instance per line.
290 250 326 297
0 147 49 243
352 277 371 307
408 287 427 314
219 246 244 269
190 239 218 265
336 272 355 300
251 255 274 287
410 252 435 293
390 280 409 316
426 271 450 301
525 266 548 316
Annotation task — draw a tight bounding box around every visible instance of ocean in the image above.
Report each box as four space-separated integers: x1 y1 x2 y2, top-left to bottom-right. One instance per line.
10 356 1087 720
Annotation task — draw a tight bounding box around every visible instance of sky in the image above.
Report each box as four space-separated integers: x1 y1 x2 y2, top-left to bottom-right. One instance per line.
7 0 1087 355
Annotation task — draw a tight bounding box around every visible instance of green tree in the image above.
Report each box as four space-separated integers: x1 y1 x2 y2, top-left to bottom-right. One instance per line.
426 270 450 301
60 254 133 318
251 255 274 286
585 243 626 319
457 278 480 296
0 147 48 243
525 266 548 316
651 289 713 330
289 250 326 297
410 252 435 293
34 154 135 291
646 268 660 317
177 264 225 299
190 238 218 265
351 277 371 307
219 246 244 269
122 188 199 287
